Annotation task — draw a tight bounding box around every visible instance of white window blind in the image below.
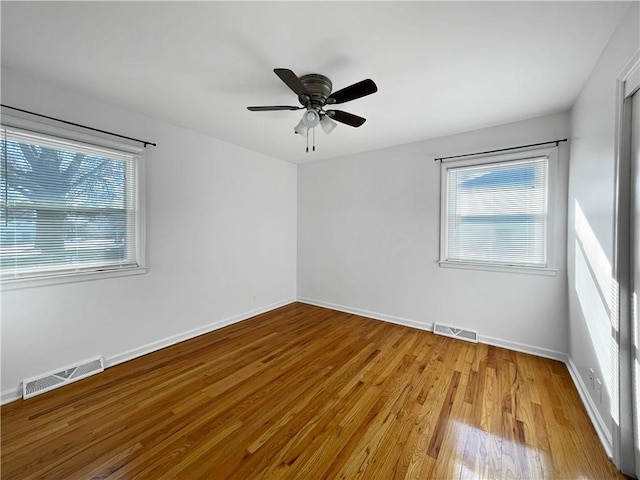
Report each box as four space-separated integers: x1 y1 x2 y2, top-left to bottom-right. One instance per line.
1 126 140 280
443 156 549 268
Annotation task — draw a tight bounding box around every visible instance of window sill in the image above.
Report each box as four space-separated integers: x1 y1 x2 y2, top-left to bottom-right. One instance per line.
438 260 558 276
1 265 148 291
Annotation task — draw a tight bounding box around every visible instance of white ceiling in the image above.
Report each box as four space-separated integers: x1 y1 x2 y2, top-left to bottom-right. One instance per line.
0 1 633 163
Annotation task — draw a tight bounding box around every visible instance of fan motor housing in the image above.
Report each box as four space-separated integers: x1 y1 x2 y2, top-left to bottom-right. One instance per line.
299 74 332 107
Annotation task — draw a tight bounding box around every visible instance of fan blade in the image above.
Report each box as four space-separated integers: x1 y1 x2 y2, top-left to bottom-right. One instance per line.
327 79 377 104
274 68 310 97
247 106 302 111
326 110 366 127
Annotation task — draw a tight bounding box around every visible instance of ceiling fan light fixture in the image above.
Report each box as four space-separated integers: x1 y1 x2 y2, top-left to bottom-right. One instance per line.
320 115 337 134
301 109 320 128
294 119 308 137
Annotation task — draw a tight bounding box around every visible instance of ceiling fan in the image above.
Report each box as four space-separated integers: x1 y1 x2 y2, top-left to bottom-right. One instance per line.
247 68 378 151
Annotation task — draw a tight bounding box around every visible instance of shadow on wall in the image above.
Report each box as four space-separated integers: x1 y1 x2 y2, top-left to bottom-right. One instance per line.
573 199 618 428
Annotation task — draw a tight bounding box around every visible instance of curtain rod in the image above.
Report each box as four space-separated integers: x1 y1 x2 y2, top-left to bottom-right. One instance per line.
434 138 567 162
1 104 157 148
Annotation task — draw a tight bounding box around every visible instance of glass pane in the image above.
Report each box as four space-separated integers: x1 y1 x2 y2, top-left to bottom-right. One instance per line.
446 157 548 267
0 131 136 277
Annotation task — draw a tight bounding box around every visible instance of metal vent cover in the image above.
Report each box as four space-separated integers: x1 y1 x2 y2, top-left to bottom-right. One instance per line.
433 323 479 343
23 357 104 399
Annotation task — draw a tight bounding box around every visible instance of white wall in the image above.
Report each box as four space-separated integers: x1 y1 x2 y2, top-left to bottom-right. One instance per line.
0 68 297 400
298 111 570 357
567 2 639 453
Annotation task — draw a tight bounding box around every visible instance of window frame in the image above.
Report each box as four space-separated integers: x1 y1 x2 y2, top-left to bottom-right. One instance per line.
0 114 147 290
438 146 559 276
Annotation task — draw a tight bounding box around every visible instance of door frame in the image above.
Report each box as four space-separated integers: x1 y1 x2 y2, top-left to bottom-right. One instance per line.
612 48 640 476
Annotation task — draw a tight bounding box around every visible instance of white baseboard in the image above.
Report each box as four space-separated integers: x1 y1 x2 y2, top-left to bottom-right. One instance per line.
479 334 567 362
104 298 296 368
565 357 613 459
1 387 21 405
296 297 433 332
297 297 566 361
0 298 296 406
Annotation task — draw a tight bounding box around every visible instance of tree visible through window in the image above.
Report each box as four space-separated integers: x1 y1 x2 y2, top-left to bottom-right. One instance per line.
0 127 141 280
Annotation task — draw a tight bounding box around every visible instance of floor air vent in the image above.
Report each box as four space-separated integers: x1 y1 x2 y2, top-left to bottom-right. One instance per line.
433 323 478 343
22 356 104 399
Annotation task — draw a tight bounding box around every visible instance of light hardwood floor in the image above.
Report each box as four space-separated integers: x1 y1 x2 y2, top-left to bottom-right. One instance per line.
1 303 626 479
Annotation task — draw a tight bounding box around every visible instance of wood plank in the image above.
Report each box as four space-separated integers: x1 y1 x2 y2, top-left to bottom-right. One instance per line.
0 302 626 479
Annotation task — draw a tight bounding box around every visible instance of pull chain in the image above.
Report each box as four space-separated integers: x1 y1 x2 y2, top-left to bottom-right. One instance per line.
303 127 318 153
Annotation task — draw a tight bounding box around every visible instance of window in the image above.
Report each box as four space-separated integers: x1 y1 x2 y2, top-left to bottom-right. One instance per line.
1 122 145 286
439 147 557 273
